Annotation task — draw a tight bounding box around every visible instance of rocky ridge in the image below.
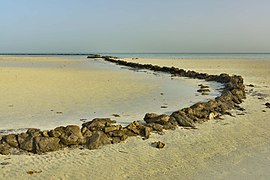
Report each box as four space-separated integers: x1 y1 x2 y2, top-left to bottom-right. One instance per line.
0 56 245 155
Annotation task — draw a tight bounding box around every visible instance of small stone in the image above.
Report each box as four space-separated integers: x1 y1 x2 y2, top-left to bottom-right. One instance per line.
151 141 165 149
265 102 270 108
112 114 120 117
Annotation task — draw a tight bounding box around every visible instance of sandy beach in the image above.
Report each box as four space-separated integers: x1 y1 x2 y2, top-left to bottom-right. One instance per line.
0 57 270 180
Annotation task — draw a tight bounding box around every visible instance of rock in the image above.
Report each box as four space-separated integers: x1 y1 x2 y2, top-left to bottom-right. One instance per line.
265 102 270 108
20 136 34 152
151 141 165 149
197 88 210 93
247 84 254 87
42 130 50 137
60 125 84 146
4 134 19 148
86 131 111 150
170 111 195 128
144 114 170 125
144 113 159 120
126 121 141 135
81 127 93 138
198 84 209 88
146 123 163 132
49 127 65 138
144 127 151 139
33 137 61 154
17 133 28 148
82 118 116 131
104 125 121 133
27 128 42 137
208 112 219 120
111 137 121 144
0 143 12 155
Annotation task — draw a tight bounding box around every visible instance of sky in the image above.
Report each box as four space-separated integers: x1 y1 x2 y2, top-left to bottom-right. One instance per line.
0 0 270 53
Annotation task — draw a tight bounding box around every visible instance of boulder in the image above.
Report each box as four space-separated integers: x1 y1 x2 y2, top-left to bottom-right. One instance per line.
266 102 270 108
104 125 121 133
4 134 19 148
49 126 65 138
0 143 12 155
86 131 111 150
33 137 61 154
60 125 84 146
81 127 93 138
20 136 34 152
146 123 163 132
144 114 170 125
82 118 116 131
170 111 195 128
27 128 42 137
126 121 141 135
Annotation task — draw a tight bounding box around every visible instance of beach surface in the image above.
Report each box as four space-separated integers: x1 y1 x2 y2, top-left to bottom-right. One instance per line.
0 57 270 179
0 56 220 131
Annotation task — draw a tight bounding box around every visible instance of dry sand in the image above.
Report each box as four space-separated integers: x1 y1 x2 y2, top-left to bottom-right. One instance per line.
0 57 270 180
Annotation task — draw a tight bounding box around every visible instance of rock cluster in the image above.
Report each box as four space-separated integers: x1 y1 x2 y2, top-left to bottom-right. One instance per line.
0 56 246 155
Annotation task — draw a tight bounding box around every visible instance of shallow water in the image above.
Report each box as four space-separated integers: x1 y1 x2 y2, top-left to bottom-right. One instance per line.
0 57 222 133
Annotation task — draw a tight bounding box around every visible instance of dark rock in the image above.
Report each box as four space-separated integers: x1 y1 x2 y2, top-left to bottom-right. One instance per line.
197 88 210 93
60 125 84 146
42 130 50 137
144 113 159 120
33 137 61 154
17 133 28 148
86 131 111 150
81 127 93 138
144 127 151 139
82 118 116 131
27 128 42 137
20 136 34 152
265 102 270 108
144 114 170 125
170 111 195 128
0 143 12 155
146 123 163 132
87 54 101 58
4 134 19 148
247 84 254 87
49 127 65 138
126 121 141 135
151 141 165 149
199 84 209 88
104 125 121 133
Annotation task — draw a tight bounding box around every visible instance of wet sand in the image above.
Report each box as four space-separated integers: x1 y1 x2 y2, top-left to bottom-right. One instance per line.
0 57 270 180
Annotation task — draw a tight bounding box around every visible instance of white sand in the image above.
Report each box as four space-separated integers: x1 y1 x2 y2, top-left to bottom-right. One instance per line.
0 58 270 180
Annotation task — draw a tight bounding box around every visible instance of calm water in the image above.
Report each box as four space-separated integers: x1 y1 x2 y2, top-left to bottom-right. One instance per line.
2 53 270 60
100 53 270 60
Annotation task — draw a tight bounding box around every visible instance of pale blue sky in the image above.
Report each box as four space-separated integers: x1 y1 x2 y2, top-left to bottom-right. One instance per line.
0 0 270 53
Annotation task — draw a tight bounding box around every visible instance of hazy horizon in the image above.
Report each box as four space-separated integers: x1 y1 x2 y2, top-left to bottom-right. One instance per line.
1 0 270 53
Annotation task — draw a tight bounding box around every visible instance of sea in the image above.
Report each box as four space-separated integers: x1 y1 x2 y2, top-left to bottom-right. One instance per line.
100 53 270 60
1 53 270 60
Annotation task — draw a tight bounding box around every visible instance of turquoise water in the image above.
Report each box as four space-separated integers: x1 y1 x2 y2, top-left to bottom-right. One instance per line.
100 53 270 59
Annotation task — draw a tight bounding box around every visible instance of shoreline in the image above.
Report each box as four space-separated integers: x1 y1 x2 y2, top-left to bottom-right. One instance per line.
0 56 246 155
0 56 269 179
